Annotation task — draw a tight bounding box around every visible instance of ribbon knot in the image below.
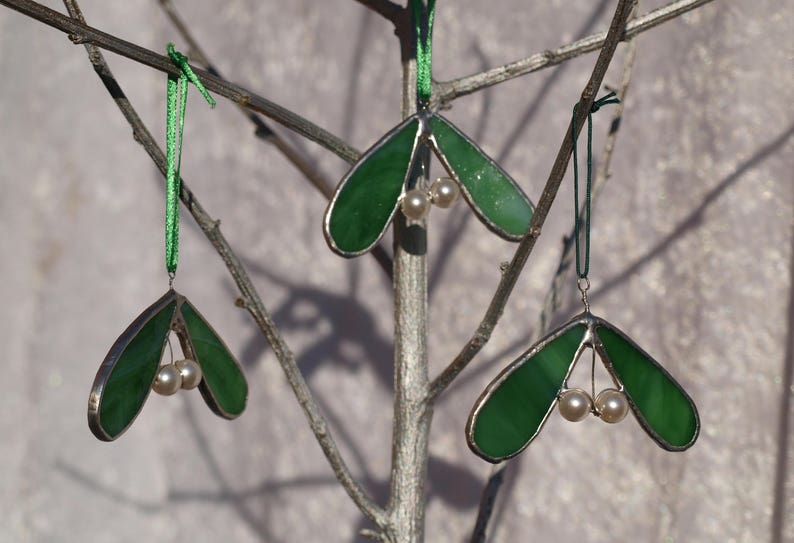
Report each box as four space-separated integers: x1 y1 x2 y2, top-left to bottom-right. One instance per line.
167 43 216 108
589 91 620 113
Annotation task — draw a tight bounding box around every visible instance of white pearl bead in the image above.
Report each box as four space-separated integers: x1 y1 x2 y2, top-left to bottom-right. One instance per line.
176 359 203 390
430 177 460 208
558 388 593 422
153 364 182 396
401 188 431 221
595 388 629 423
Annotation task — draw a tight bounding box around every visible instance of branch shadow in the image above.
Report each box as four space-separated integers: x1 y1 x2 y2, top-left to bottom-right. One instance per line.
453 122 794 542
55 397 285 542
440 122 794 405
576 122 794 312
496 0 612 165
342 8 373 142
178 397 280 542
431 0 612 309
771 213 794 542
231 259 485 540
350 454 483 542
54 459 161 514
233 259 394 390
427 455 483 510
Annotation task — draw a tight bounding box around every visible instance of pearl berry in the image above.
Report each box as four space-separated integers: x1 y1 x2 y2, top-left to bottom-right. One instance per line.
558 388 593 422
429 177 460 208
401 188 431 221
153 364 182 396
595 388 629 423
176 359 203 390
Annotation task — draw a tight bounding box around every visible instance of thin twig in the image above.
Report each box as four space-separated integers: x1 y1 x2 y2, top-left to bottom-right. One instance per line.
360 528 391 542
468 462 507 543
60 0 386 527
156 0 394 278
469 27 642 543
427 0 638 402
0 0 361 163
434 0 715 104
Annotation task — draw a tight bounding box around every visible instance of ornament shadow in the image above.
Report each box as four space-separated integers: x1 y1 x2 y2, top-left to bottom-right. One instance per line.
581 122 794 312
771 218 794 543
495 0 611 165
429 0 611 303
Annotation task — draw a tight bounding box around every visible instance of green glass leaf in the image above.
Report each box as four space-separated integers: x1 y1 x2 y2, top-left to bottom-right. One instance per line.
429 115 534 240
89 291 177 441
325 116 420 256
596 325 699 450
467 324 585 462
180 300 247 418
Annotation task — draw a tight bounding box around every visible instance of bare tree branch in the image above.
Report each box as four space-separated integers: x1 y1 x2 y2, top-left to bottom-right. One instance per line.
386 3 432 540
156 0 394 278
434 0 715 104
0 0 362 163
427 0 638 402
60 0 387 528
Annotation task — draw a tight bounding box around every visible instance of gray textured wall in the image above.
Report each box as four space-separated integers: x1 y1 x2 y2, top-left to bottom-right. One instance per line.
0 1 792 542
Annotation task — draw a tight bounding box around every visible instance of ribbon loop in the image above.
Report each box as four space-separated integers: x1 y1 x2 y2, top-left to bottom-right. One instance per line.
412 0 437 107
164 43 215 276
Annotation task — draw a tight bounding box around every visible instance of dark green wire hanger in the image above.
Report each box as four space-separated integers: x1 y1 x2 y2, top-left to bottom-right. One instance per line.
572 91 620 280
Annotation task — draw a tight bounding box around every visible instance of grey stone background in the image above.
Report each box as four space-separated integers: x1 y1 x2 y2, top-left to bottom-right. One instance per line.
0 0 792 541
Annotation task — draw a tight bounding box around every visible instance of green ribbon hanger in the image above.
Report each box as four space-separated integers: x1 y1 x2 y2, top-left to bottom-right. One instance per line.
412 0 436 106
165 43 216 277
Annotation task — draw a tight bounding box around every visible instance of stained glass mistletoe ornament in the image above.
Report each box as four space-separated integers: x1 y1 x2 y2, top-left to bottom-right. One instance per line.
87 45 247 441
323 0 535 257
465 309 701 462
88 290 248 441
465 94 699 463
